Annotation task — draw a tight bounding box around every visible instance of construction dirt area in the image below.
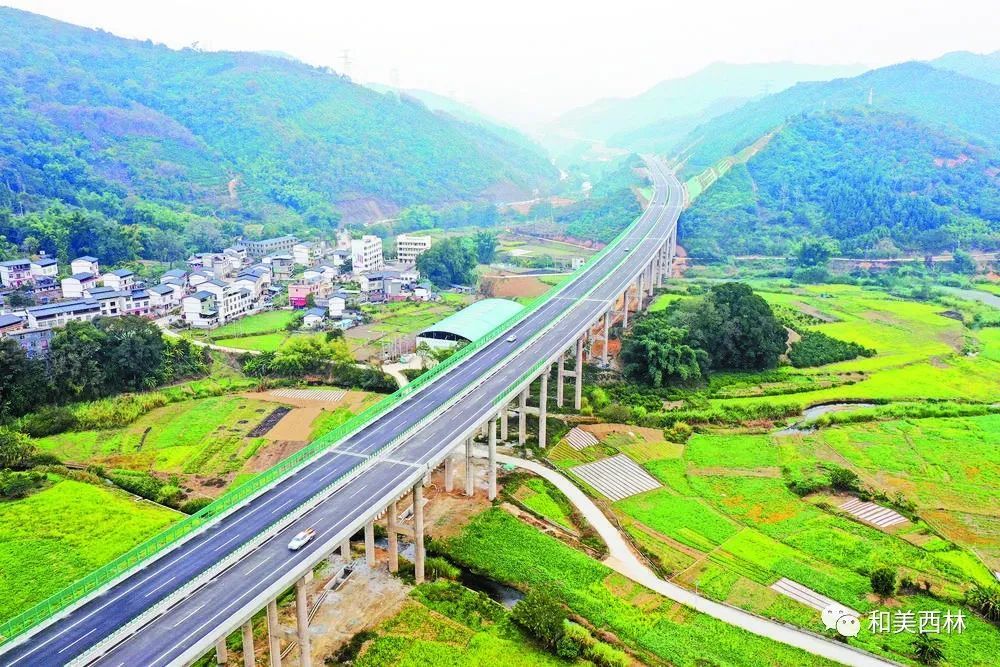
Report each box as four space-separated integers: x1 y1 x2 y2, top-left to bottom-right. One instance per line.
239 389 377 472
481 270 564 299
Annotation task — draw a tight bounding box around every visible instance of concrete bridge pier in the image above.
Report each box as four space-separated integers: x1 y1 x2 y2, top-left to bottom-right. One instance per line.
364 520 376 567
602 309 610 365
295 576 312 667
556 351 565 407
266 599 282 667
574 336 584 409
413 482 425 584
242 620 255 667
487 415 498 500
215 638 228 664
538 365 550 447
622 290 629 328
518 388 528 445
387 500 399 573
500 402 509 441
444 454 455 493
464 437 474 496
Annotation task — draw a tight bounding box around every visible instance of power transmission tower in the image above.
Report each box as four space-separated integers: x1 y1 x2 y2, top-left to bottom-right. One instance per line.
341 49 352 79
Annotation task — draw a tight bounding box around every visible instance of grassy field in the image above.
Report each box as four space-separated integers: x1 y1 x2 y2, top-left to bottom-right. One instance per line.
507 476 576 530
498 234 597 261
0 478 179 624
206 310 297 338
440 509 841 667
34 396 275 475
355 582 564 667
212 332 326 353
649 282 1000 408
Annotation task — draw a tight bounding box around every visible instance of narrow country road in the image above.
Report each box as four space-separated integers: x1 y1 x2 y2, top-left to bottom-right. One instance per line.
489 450 895 667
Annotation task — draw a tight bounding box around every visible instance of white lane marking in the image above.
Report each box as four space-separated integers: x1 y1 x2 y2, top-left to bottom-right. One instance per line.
212 532 244 552
56 628 96 654
143 576 177 599
244 556 272 577
170 603 206 628
270 497 297 515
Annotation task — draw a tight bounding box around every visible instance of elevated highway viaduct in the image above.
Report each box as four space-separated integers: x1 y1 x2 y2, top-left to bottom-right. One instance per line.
1 158 680 667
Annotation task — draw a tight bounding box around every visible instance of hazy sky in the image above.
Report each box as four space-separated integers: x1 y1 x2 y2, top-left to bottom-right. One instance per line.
5 0 998 127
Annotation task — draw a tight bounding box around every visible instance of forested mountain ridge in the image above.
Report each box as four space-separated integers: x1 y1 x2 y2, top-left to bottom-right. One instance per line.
675 61 1000 175
679 109 1000 258
0 8 557 263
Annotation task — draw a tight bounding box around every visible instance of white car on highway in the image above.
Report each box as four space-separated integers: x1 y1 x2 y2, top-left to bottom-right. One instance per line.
288 528 317 551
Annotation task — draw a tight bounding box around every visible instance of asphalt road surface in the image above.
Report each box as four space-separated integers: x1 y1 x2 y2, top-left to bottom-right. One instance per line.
0 159 681 667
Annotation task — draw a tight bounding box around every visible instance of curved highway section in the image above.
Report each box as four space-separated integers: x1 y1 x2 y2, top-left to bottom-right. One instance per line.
0 158 681 667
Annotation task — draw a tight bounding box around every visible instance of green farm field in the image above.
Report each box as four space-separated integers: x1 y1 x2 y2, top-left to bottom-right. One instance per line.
440 509 840 667
346 296 471 360
557 416 1000 665
33 395 276 476
0 478 179 624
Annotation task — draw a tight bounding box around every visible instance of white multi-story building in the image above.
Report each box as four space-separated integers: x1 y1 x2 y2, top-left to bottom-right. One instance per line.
30 257 58 279
101 269 136 292
61 272 98 299
25 299 101 329
396 234 433 265
351 235 384 274
70 256 100 277
243 235 298 259
148 284 181 313
292 242 317 267
181 278 260 328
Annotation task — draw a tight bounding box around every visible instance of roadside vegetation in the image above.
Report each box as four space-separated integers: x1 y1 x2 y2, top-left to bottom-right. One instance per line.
0 476 178 625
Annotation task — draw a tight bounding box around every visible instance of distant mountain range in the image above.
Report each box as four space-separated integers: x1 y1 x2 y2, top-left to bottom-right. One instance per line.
0 7 558 265
931 50 1000 86
545 62 866 157
363 82 547 155
676 58 1000 258
676 60 1000 174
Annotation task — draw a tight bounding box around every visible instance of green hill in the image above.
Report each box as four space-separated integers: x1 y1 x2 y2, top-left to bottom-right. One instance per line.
678 109 1000 258
363 82 545 154
0 8 557 263
676 62 1000 175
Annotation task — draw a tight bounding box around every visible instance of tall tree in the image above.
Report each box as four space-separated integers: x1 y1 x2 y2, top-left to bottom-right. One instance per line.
49 320 109 400
96 316 166 391
0 339 48 419
620 314 707 387
670 282 787 371
416 236 478 287
474 230 498 264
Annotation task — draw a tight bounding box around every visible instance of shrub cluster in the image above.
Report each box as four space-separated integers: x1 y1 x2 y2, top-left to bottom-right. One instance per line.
107 469 184 507
788 330 875 368
0 469 46 499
